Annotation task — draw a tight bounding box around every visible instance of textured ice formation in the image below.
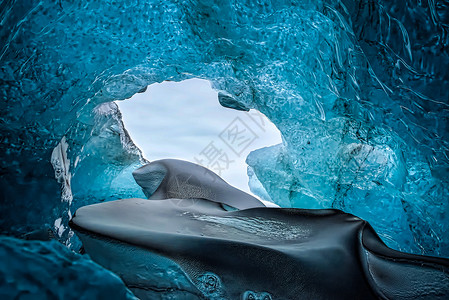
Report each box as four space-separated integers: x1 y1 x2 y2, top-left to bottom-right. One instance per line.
0 236 136 299
70 161 449 299
70 184 449 299
0 0 448 259
245 1 449 257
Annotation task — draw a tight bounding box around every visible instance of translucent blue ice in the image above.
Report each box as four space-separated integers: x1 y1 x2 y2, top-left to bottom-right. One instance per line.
0 0 448 258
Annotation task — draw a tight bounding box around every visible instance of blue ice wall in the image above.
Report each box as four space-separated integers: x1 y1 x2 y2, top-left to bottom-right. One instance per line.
0 0 448 256
248 0 449 256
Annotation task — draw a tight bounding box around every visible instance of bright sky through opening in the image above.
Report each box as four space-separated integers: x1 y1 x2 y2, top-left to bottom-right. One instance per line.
116 78 282 194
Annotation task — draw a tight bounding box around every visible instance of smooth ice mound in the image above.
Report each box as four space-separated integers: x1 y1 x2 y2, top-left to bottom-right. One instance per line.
0 0 448 259
70 160 449 299
0 236 136 300
132 159 266 209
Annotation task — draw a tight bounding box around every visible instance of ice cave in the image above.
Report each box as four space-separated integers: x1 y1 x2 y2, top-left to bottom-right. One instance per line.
1 0 449 299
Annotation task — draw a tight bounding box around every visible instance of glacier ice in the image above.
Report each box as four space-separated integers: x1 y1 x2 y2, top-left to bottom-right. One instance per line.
0 236 136 299
69 161 449 299
132 159 266 209
0 0 448 263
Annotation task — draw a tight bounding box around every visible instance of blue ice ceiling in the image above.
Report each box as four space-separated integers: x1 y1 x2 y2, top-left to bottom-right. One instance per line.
0 0 448 257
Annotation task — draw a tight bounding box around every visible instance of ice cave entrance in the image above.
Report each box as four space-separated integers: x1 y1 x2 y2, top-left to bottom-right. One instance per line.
116 78 282 195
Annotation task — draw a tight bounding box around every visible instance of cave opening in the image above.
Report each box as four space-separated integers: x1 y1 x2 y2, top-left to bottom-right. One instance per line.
115 78 282 197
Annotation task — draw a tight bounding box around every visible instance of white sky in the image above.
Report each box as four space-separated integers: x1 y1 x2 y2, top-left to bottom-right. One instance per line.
116 78 281 194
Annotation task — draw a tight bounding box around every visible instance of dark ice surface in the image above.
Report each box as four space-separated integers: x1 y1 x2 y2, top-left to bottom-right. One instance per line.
71 160 449 299
133 159 265 210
